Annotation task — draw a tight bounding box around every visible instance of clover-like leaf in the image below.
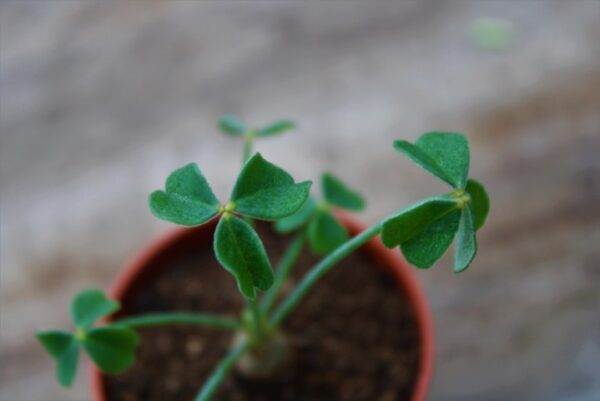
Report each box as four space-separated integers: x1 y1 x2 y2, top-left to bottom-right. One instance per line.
36 331 79 387
256 120 296 137
81 326 139 373
322 173 365 211
230 153 312 220
275 196 317 234
71 289 119 329
219 114 246 136
394 132 470 189
400 209 461 268
465 179 490 230
214 214 274 299
381 196 459 248
149 163 220 226
308 209 349 256
37 290 138 387
454 206 477 272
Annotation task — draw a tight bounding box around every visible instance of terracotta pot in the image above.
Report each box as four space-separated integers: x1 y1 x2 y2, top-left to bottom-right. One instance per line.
90 214 434 401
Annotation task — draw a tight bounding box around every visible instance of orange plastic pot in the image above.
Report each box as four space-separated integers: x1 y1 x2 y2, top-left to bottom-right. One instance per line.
90 214 434 401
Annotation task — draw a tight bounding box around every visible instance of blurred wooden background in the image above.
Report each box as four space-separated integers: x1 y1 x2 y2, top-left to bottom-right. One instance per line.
1 2 599 400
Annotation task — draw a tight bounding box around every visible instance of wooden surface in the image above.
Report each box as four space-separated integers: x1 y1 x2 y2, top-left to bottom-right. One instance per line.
1 2 600 400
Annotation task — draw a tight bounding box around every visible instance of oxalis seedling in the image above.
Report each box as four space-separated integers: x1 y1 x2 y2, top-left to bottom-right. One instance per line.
37 115 490 400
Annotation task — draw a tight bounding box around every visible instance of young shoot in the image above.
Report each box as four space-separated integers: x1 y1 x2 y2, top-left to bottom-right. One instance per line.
37 118 489 401
262 172 366 312
218 114 296 162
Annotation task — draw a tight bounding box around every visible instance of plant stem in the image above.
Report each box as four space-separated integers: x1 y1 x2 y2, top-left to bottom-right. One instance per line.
194 340 250 401
243 134 253 164
113 312 241 331
270 221 382 328
261 232 306 313
246 298 266 342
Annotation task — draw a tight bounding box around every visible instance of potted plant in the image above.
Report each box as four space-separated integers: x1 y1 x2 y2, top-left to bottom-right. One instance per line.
37 116 489 401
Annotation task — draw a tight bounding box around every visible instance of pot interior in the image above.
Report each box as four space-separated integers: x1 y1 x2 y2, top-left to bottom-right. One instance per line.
102 220 422 401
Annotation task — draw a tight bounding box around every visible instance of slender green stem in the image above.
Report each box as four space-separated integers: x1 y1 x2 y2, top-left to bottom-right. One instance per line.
194 340 250 401
243 134 253 163
261 232 306 313
270 222 382 328
246 298 266 342
113 312 241 331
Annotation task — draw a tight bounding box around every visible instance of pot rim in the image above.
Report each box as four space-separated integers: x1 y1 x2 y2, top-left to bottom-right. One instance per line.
90 214 434 401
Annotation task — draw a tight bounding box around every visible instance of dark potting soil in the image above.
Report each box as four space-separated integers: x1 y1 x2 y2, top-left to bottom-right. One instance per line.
104 223 420 401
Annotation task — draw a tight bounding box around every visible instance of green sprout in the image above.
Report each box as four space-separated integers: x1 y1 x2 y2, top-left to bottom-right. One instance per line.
261 173 365 313
276 172 365 256
37 117 489 401
219 114 296 162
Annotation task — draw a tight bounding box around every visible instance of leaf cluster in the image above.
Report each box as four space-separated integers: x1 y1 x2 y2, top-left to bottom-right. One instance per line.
36 290 137 387
149 153 311 298
382 132 490 271
219 115 296 138
276 173 365 255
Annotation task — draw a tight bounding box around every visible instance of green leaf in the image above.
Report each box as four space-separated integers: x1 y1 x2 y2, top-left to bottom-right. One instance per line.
454 206 477 272
275 196 317 233
230 153 312 220
322 173 365 211
308 209 349 256
465 179 490 230
82 326 139 374
218 115 246 136
381 196 459 248
394 132 470 188
37 331 73 358
71 289 119 329
400 210 461 268
149 163 220 226
256 120 296 137
214 214 274 299
37 331 79 387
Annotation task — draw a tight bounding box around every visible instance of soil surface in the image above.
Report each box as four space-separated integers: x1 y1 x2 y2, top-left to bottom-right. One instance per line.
104 223 420 401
